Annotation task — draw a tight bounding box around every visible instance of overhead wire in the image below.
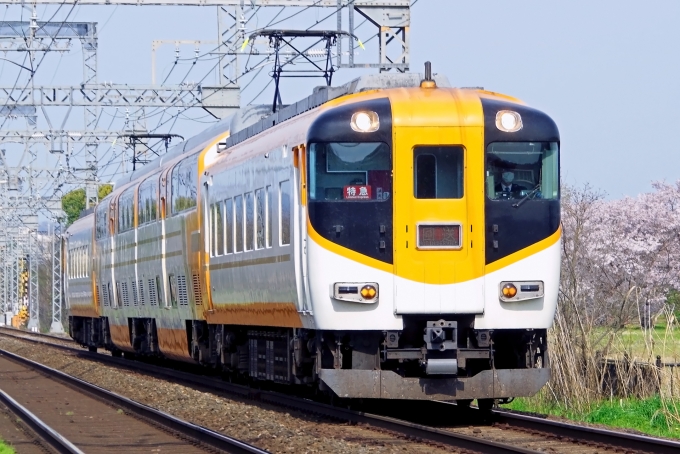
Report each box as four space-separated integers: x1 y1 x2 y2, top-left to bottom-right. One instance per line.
0 5 10 79
150 2 269 136
0 1 76 131
94 0 408 177
2 3 100 202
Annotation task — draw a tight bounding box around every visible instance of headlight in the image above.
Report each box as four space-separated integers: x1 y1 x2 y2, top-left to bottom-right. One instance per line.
332 282 379 303
350 111 380 133
501 283 517 298
495 110 523 132
360 285 377 299
499 281 544 302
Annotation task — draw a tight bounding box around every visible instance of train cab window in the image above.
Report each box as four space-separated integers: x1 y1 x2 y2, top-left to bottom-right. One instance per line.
255 188 265 250
171 154 199 214
234 195 244 253
138 176 159 225
280 181 291 246
486 142 559 201
118 186 136 233
225 198 234 253
95 203 108 239
308 142 391 202
414 146 464 199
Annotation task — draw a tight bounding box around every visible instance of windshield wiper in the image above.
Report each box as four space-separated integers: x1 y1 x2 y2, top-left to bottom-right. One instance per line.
512 184 541 208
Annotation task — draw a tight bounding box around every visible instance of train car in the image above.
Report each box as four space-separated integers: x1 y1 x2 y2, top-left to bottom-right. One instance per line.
65 67 560 405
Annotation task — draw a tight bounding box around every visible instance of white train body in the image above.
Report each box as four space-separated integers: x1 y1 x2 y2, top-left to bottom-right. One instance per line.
66 73 560 401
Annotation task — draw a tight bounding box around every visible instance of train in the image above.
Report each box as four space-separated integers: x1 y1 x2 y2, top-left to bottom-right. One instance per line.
65 65 560 406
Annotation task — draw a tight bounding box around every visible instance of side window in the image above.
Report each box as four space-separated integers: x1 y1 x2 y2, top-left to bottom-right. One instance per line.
156 275 164 307
117 186 136 233
255 188 265 250
280 180 291 246
266 185 273 248
95 203 108 239
225 198 234 254
414 146 464 199
138 176 159 225
215 201 224 255
168 274 178 308
245 192 254 251
171 154 199 214
210 202 225 257
210 203 216 257
234 195 244 253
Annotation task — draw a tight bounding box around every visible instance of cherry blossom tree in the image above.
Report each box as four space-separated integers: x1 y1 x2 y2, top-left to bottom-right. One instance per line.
548 182 680 408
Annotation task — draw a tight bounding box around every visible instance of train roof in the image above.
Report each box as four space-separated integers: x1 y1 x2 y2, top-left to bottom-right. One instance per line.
112 72 451 189
66 211 94 236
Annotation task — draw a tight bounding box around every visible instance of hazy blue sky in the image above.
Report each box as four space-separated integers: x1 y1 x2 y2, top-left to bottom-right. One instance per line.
2 0 679 197
412 1 680 199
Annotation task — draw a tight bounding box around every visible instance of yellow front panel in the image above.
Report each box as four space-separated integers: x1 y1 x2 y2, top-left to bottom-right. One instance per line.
391 89 486 314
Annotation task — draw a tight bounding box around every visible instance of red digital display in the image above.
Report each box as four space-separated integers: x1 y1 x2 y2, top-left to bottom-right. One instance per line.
343 185 372 200
418 224 461 248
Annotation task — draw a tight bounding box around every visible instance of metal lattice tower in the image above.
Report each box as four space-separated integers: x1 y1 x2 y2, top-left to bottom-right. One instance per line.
81 26 100 209
27 230 39 330
51 222 63 333
0 0 411 329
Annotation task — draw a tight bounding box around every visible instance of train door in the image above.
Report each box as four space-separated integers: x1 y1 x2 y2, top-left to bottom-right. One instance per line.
393 127 485 315
200 177 214 312
293 145 311 313
108 198 118 309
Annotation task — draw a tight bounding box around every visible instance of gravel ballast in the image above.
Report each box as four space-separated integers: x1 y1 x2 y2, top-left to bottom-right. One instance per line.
0 336 458 454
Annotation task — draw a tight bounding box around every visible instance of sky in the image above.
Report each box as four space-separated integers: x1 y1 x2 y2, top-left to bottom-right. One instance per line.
1 0 679 198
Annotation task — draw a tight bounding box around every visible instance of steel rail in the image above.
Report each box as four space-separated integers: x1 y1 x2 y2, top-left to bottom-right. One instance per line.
6 327 680 453
0 387 85 454
0 346 269 454
0 328 538 453
493 409 680 454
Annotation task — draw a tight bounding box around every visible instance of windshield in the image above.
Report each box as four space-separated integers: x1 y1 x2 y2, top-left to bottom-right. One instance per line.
486 142 559 201
308 142 391 202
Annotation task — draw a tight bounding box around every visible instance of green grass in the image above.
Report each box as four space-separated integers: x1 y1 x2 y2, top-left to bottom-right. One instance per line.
0 438 15 454
593 323 680 363
504 395 680 439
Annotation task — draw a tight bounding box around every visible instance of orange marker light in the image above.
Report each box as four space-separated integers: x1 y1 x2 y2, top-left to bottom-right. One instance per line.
360 285 377 299
502 283 517 298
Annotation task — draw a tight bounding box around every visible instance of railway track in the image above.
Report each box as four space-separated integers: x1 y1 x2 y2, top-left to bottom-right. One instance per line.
0 341 268 454
2 326 679 453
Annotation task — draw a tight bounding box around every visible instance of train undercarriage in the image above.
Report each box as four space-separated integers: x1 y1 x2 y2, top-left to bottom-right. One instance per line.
69 315 549 402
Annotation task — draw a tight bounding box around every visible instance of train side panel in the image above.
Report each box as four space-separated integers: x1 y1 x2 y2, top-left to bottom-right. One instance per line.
65 214 97 318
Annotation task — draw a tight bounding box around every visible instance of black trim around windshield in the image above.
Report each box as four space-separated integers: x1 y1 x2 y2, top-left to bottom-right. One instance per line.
306 98 394 264
481 97 560 265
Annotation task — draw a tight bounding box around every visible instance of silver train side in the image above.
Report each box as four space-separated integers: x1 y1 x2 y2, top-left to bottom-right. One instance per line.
65 73 560 402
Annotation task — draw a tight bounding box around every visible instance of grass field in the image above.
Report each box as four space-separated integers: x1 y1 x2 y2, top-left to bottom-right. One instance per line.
501 323 680 440
0 439 14 454
600 324 680 363
503 395 680 439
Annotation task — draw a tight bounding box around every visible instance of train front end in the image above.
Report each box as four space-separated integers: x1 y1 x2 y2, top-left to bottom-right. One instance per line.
304 82 560 401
